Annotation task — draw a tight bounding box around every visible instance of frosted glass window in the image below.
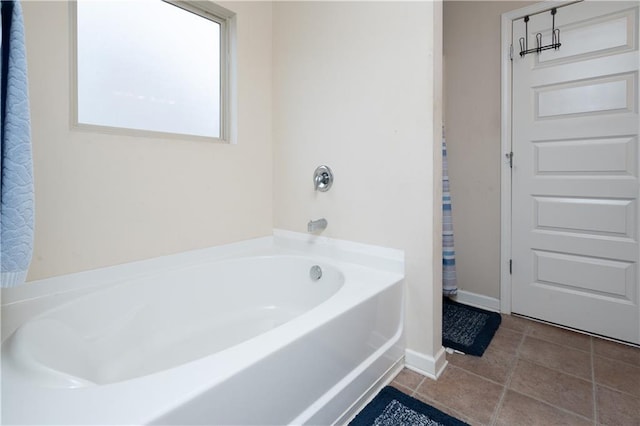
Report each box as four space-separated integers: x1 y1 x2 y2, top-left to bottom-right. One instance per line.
76 1 222 138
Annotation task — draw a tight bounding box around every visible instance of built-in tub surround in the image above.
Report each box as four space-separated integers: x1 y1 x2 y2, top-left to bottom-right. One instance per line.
1 231 404 425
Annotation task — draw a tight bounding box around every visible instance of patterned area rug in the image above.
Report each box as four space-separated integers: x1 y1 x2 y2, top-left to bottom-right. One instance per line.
443 297 501 356
349 386 468 426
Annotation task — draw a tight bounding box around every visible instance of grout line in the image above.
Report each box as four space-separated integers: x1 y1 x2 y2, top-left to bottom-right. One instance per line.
516 357 593 383
488 325 527 426
533 340 592 355
410 376 427 398
596 383 640 399
391 382 414 396
444 363 509 388
592 351 640 369
525 333 592 354
591 336 598 426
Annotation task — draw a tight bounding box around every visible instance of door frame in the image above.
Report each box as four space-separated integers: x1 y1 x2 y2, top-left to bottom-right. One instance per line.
499 0 582 313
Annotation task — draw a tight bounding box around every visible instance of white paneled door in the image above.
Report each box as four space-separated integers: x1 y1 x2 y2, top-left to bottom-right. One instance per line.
511 1 640 344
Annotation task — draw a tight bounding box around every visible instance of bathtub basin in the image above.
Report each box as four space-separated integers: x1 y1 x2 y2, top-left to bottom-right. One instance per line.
1 232 404 425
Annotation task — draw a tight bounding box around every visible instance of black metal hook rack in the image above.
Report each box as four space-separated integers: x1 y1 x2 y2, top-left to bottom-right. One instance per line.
519 8 561 57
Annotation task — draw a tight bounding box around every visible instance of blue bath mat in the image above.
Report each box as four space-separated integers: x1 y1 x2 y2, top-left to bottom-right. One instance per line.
443 297 501 356
349 386 468 426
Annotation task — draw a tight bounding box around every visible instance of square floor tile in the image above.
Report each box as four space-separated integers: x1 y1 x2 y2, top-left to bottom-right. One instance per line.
509 359 593 419
594 355 640 398
518 336 592 380
593 338 640 367
596 384 640 426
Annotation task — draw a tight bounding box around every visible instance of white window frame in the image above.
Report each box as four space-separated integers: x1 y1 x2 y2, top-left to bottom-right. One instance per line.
71 0 236 143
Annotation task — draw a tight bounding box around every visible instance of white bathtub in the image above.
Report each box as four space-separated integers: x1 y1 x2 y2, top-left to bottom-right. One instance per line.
1 231 404 425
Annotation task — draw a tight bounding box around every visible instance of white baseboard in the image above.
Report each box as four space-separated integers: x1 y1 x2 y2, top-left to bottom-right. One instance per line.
404 347 448 380
452 290 500 313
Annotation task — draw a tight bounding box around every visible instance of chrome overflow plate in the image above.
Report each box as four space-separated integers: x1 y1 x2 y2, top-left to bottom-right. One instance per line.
310 265 323 281
313 165 333 192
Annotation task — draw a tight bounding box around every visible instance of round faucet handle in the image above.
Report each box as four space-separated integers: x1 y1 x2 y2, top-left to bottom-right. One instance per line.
313 166 333 192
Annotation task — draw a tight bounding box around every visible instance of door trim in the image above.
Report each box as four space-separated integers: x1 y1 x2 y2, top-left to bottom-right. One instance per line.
499 0 582 313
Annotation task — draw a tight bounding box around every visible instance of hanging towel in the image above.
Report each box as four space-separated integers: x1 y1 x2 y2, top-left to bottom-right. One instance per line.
1 0 34 287
442 128 457 296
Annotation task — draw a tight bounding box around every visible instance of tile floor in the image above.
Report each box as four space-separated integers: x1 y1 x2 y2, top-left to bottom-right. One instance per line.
391 314 640 426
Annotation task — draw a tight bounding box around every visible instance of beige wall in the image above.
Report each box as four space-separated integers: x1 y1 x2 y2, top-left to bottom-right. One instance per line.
23 0 443 362
273 2 443 360
443 0 535 299
23 1 273 280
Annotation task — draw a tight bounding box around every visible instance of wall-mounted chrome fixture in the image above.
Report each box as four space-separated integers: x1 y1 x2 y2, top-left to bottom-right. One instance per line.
313 165 333 192
308 218 328 233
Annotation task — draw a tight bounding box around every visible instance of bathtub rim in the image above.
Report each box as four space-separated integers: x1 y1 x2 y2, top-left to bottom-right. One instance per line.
2 230 403 309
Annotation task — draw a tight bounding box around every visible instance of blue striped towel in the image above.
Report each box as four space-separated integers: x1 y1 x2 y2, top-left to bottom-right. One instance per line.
442 130 457 296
